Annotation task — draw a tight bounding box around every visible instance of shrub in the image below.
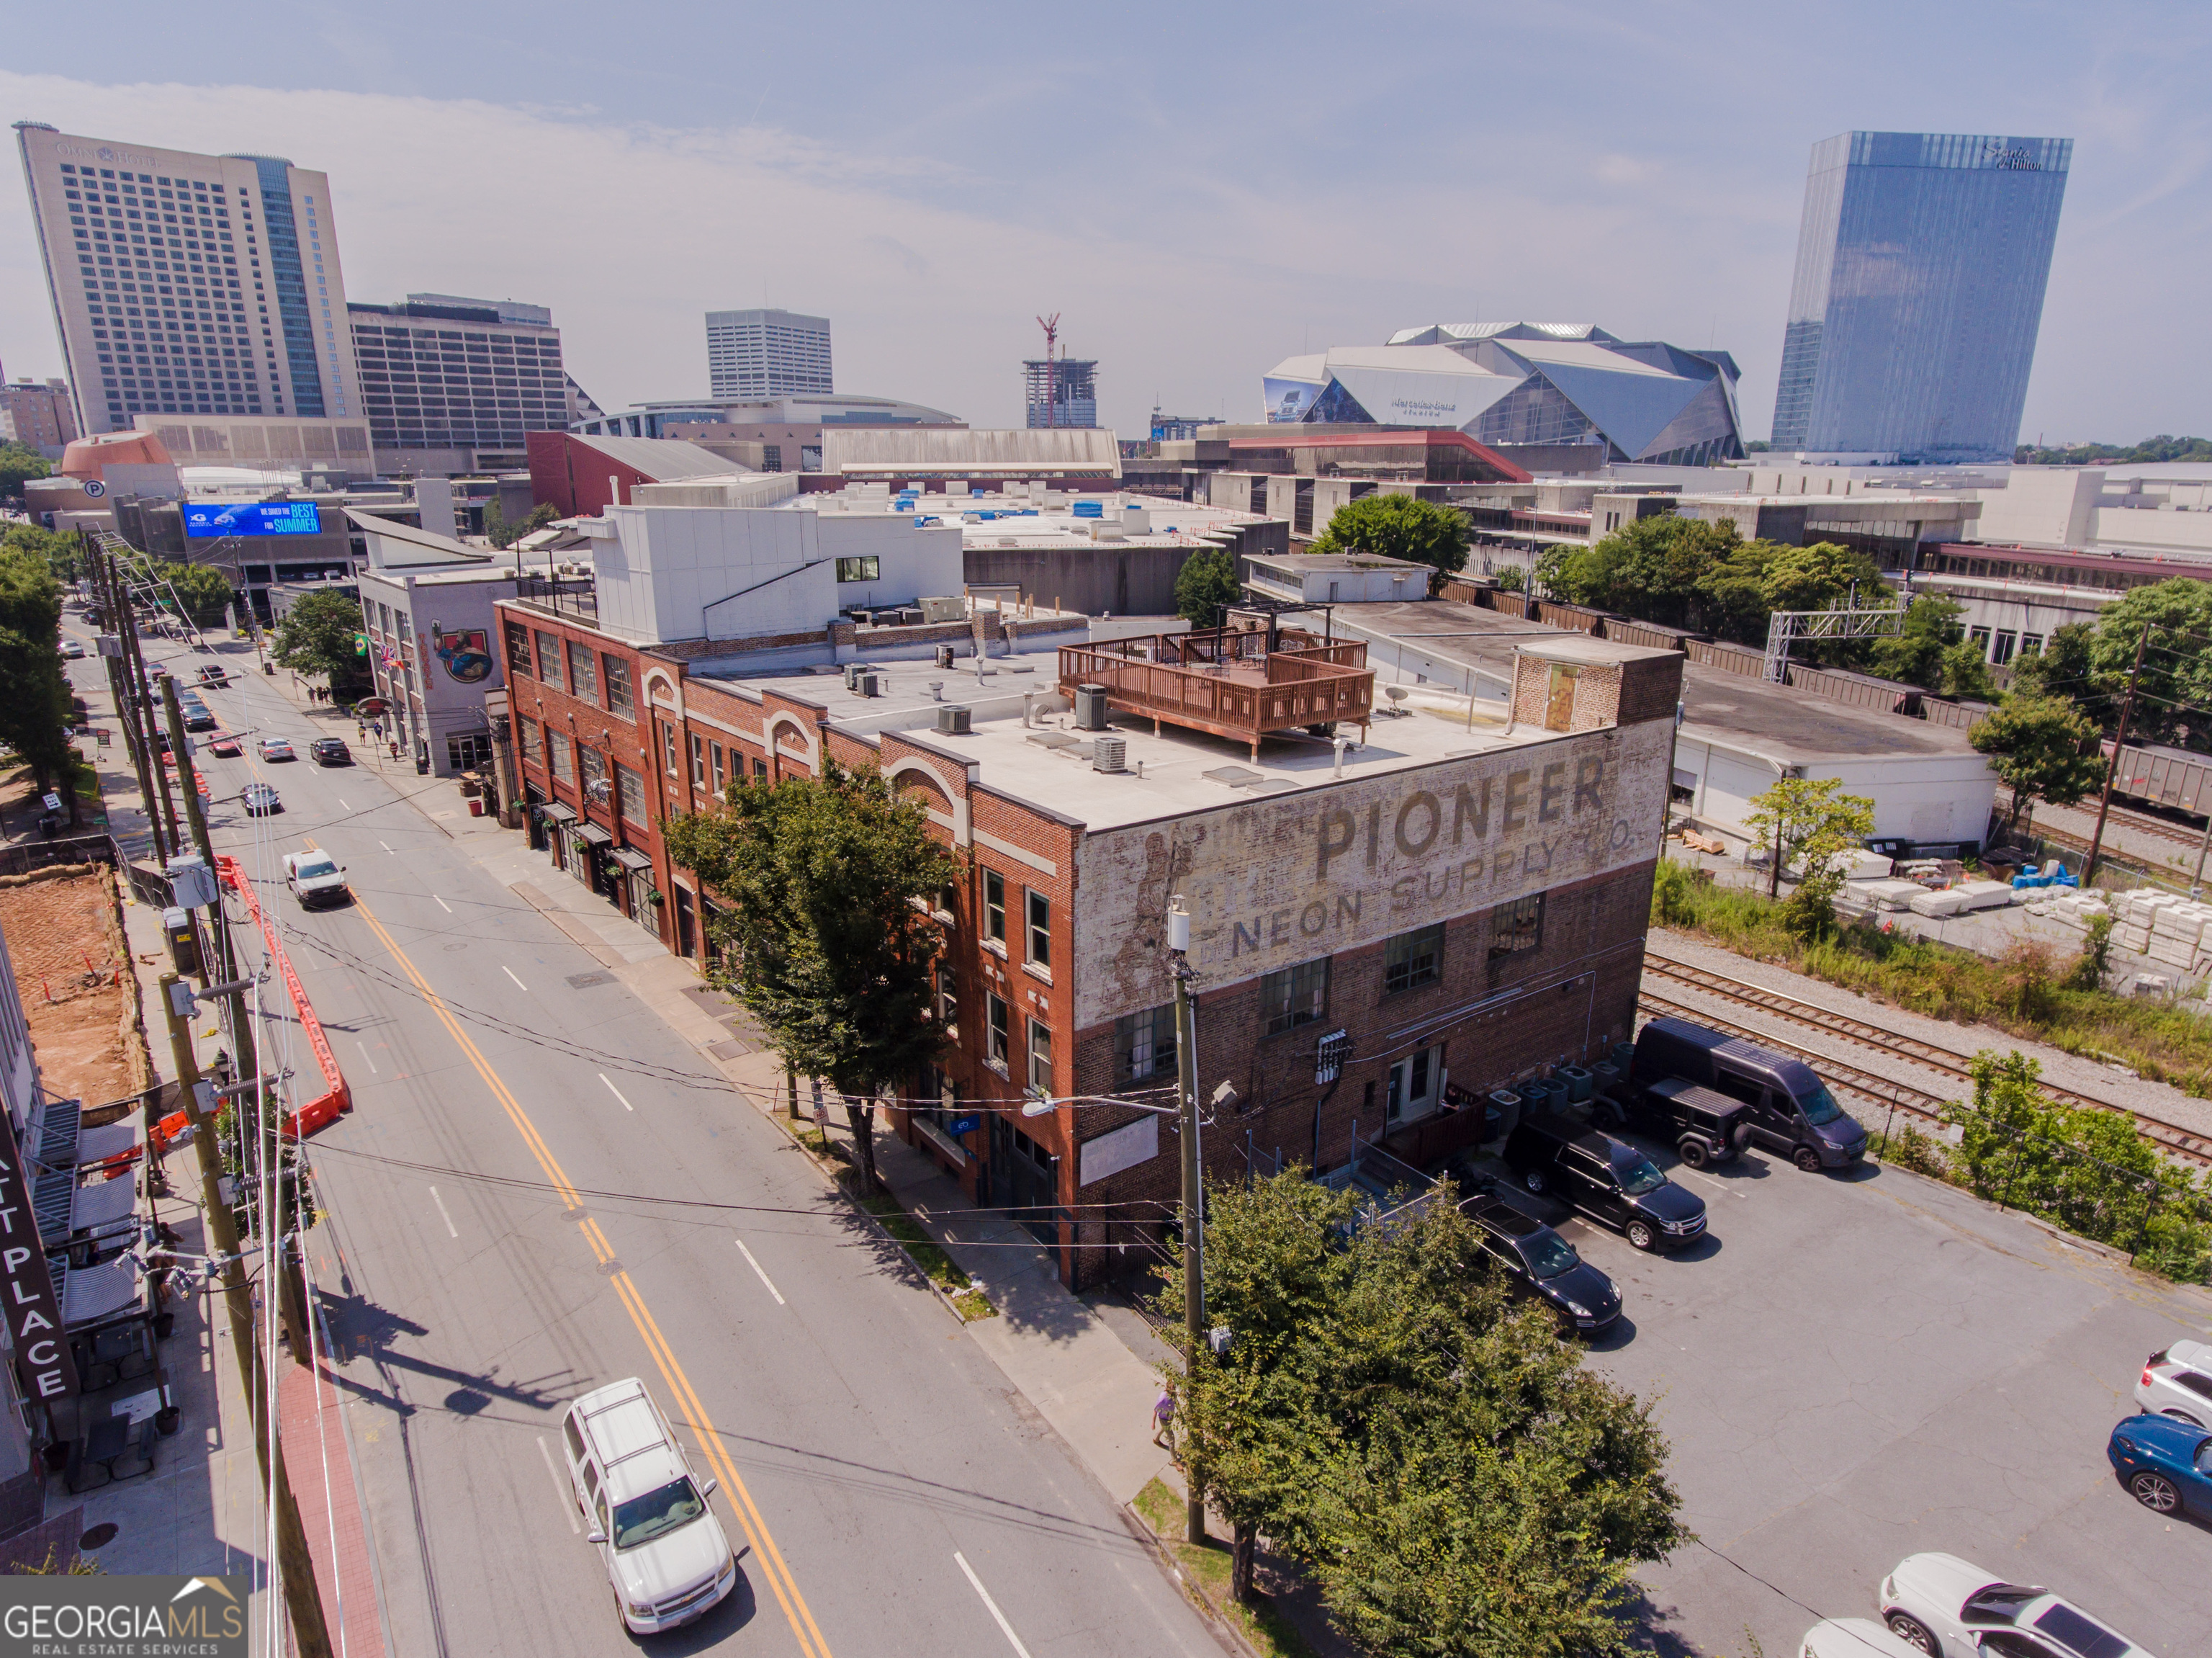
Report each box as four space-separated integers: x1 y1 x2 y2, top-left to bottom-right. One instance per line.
1871 1123 1951 1180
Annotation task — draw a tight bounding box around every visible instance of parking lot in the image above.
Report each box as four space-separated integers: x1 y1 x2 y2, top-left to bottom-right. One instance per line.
1491 1131 2212 1656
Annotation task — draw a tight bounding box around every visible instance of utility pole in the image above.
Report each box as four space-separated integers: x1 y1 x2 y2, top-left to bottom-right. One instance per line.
106 545 182 859
2083 624 2152 890
157 974 333 1658
1167 897 1205 1546
161 678 256 1083
87 539 166 859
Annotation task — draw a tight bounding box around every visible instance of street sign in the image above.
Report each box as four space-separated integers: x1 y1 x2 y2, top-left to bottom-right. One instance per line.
81 479 106 498
40 794 60 813
947 1114 981 1137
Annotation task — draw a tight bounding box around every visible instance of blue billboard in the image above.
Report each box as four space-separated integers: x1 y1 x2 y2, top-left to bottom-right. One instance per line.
182 501 324 538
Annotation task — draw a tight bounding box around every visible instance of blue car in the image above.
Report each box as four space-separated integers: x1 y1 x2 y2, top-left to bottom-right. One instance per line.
2107 1411 2212 1517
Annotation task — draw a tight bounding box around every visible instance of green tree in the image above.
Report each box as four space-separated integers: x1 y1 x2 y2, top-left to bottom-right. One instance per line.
1308 494 1471 591
662 758 955 1193
1164 1171 1688 1652
126 555 236 627
2087 578 2212 748
1865 593 1966 691
483 496 510 549
0 548 77 812
1744 774 1876 931
1755 539 1881 618
0 443 51 501
2009 622 2108 726
271 588 372 698
1940 638 1997 702
1492 562 1524 593
1172 547 1240 627
1970 695 2106 829
1 523 81 584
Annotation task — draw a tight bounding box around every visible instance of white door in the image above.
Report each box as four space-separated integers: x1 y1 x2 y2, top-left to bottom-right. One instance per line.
1386 1045 1442 1125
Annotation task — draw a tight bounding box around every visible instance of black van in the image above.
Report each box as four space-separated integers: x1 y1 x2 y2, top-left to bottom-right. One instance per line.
1501 1108 1708 1252
1629 1016 1867 1172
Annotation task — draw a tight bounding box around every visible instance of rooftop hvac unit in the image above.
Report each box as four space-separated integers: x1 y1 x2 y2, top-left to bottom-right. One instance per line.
935 645 956 669
844 663 863 691
936 704 972 735
1092 735 1128 774
858 672 883 697
1074 683 1110 731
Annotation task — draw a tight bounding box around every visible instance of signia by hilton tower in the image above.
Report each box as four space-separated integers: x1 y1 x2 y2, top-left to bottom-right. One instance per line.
1770 131 2070 465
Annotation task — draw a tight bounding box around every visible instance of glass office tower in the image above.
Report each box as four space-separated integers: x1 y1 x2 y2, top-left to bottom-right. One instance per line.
1771 131 2069 463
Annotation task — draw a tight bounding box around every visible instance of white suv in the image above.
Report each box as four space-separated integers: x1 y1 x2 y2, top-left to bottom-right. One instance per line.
2134 1338 2212 1428
1878 1554 2154 1658
559 1379 737 1634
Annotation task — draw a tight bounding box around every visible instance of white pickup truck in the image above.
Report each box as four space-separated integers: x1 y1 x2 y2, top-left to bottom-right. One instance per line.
282 850 349 909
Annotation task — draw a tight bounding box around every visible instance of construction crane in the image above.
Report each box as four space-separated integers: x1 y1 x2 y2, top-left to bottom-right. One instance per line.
1035 313 1059 429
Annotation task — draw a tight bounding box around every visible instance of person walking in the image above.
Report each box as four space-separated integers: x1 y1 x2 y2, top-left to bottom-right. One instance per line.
388 739 400 761
1152 1384 1177 1456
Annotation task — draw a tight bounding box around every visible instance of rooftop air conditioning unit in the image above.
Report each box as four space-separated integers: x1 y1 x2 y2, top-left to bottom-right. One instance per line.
1074 683 1110 731
1092 735 1128 774
936 705 972 735
857 672 883 697
845 663 863 691
935 645 956 669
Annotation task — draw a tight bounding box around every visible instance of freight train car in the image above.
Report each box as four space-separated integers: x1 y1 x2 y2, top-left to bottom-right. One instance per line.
2103 738 2212 818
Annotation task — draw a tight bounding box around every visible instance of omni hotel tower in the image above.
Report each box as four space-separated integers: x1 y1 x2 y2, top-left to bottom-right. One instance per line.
13 121 364 441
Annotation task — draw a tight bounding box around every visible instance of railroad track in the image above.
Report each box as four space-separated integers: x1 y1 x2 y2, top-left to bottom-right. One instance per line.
2034 806 2205 861
1638 954 2212 1169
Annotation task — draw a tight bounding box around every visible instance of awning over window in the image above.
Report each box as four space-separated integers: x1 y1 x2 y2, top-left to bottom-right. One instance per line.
539 802 577 825
611 847 654 873
575 823 614 848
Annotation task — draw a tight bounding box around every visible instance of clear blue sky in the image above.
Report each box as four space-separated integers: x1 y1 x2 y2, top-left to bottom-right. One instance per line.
6 1 2207 442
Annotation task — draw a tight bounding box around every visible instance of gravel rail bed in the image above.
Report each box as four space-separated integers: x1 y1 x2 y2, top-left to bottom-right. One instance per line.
1645 928 2212 1147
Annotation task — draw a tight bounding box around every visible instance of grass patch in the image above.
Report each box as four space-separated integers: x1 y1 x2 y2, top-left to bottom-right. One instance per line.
1132 1477 1318 1658
1653 860 2212 1097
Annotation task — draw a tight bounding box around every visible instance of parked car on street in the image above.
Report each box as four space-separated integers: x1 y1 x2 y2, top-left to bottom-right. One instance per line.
1501 1108 1707 1251
258 737 296 762
2135 1338 2212 1426
1462 1191 1622 1336
1878 1553 2154 1657
2107 1412 2212 1520
558 1378 737 1634
241 783 281 816
1629 1016 1867 1171
309 738 351 766
282 851 349 908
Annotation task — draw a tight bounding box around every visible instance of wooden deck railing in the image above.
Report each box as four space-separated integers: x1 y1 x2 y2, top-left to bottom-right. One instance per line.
1058 629 1374 756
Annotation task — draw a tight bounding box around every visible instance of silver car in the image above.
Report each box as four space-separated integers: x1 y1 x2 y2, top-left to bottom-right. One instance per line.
2135 1337 2212 1428
1879 1553 2154 1658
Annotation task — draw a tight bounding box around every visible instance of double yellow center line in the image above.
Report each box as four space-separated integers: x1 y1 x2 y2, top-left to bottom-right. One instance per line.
337 879 832 1658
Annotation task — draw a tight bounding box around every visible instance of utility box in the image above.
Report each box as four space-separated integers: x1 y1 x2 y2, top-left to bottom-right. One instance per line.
166 853 220 910
160 907 201 977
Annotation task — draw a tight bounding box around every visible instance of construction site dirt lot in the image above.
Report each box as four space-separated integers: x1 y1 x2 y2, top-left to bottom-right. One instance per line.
0 865 140 1108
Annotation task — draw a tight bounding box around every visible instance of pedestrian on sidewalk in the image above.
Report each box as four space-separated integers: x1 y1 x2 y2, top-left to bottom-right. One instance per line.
1153 1384 1177 1456
388 740 400 761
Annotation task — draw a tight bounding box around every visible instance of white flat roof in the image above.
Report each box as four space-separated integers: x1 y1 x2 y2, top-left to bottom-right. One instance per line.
696 642 1578 833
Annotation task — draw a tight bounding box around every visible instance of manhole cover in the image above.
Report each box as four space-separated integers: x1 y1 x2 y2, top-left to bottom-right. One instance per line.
566 972 616 989
78 1523 118 1551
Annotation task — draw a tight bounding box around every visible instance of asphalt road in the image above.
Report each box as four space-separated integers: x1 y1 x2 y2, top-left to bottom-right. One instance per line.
75 636 1219 1658
1511 1123 2212 1657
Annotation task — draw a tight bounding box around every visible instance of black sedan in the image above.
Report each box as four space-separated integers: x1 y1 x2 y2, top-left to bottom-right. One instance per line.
309 738 352 767
241 783 282 816
1463 1192 1622 1337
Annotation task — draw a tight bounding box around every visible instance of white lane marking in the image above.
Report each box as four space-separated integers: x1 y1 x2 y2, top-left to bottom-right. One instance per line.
599 1073 635 1113
379 840 395 855
955 1552 1034 1658
734 1239 785 1306
433 895 453 913
502 964 528 991
536 1436 580 1534
1675 1167 1748 1199
428 1186 459 1239
337 797 351 810
356 1041 378 1075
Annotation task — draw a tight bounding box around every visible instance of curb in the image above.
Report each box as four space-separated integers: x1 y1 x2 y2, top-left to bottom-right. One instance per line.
1117 1502 1262 1658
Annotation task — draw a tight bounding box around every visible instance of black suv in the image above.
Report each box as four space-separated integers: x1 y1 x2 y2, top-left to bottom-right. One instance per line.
1503 1108 1709 1251
309 738 352 766
1621 1078 1748 1171
1462 1192 1622 1337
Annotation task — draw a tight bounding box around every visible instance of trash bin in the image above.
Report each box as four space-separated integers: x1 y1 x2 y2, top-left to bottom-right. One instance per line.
467 797 485 817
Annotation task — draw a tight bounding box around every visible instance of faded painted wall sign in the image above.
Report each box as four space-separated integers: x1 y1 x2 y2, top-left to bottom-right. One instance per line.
1075 720 1670 1029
